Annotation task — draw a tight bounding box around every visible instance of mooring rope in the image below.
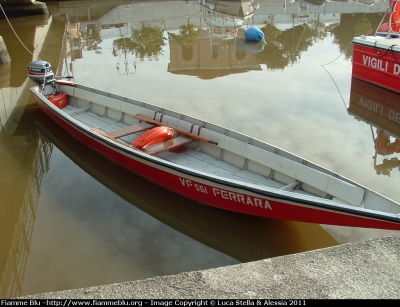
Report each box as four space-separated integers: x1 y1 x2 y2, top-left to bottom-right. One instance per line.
0 4 37 57
320 39 354 111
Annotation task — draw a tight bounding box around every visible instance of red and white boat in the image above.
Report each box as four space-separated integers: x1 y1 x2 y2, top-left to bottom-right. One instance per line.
352 0 400 93
29 60 400 230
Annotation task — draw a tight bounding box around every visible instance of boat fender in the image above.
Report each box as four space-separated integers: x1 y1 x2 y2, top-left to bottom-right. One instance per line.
47 91 68 109
133 126 175 150
244 27 264 42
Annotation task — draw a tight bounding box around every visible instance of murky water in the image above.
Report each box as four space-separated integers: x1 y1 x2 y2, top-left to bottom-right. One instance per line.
1 0 399 298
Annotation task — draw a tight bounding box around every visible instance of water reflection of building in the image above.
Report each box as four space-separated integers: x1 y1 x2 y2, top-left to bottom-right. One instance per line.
348 78 400 177
56 0 391 77
199 0 260 37
168 28 261 78
167 1 262 78
67 0 386 65
0 109 52 298
0 12 63 298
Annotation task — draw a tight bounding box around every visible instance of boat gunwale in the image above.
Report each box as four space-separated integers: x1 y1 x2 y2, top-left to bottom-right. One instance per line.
353 36 400 51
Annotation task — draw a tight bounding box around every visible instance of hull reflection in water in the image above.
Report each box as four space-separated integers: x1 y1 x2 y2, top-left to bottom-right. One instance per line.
35 110 338 263
348 77 400 177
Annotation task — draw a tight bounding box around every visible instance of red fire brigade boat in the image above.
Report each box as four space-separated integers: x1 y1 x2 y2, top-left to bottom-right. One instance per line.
352 0 400 93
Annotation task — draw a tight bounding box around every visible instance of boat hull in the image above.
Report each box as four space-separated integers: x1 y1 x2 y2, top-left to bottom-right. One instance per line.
31 86 400 230
352 37 400 93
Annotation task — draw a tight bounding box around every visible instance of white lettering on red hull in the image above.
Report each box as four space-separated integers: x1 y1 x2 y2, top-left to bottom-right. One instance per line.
211 187 271 209
394 64 400 75
177 177 272 210
179 177 208 193
362 55 388 72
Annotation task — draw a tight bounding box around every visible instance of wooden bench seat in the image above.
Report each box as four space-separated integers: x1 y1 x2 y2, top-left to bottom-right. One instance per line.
143 136 195 155
107 122 155 138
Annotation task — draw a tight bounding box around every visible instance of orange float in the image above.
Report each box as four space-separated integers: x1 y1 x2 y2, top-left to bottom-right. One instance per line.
389 1 400 32
132 126 175 150
377 1 400 32
376 130 400 155
47 91 68 109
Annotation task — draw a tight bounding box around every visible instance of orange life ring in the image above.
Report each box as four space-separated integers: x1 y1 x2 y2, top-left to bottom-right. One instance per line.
47 91 68 109
133 126 175 150
392 9 400 24
376 131 400 155
390 1 400 31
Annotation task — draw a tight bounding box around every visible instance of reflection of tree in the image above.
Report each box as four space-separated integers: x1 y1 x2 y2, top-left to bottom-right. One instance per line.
256 21 328 70
81 26 102 52
263 24 282 44
255 13 386 69
113 26 166 62
354 17 373 37
331 13 385 60
169 23 199 61
308 20 328 42
257 43 290 70
170 23 199 47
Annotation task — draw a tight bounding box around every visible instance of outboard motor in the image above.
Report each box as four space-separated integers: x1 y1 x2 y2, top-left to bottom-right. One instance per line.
28 60 55 85
28 60 68 109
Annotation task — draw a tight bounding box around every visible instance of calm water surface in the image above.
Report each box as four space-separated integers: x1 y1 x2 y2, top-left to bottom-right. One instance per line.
1 0 399 298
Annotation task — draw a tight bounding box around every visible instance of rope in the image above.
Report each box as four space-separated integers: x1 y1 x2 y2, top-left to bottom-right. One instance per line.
261 37 267 45
372 42 400 65
0 4 37 57
375 7 390 36
320 39 354 110
321 64 347 110
370 125 376 143
0 4 49 86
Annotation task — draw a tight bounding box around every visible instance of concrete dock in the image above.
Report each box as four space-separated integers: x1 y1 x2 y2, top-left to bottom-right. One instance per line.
21 233 400 299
